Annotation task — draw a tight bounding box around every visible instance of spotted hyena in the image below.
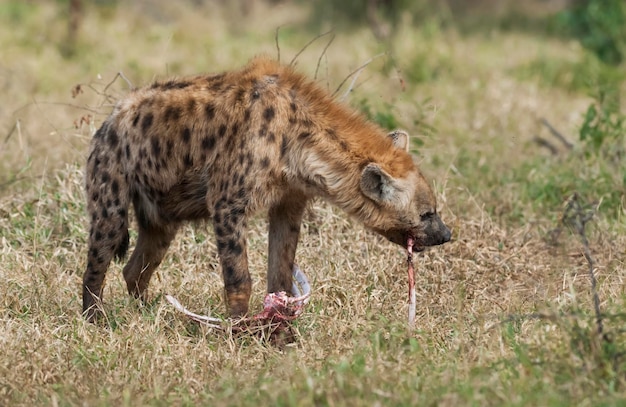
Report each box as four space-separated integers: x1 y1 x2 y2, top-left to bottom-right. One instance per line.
83 56 451 321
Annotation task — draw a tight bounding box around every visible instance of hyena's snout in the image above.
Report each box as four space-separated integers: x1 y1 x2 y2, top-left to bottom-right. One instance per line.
424 213 452 247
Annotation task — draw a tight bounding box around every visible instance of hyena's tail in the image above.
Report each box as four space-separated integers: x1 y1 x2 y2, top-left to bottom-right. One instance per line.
82 120 131 321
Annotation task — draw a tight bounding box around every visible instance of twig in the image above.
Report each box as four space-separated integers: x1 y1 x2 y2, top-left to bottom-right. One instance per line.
103 71 133 96
560 193 604 337
332 53 385 99
289 30 333 67
314 34 335 81
3 120 17 144
275 25 282 63
533 135 559 155
541 118 574 150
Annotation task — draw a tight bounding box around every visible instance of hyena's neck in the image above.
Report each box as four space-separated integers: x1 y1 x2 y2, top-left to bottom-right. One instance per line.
285 106 414 222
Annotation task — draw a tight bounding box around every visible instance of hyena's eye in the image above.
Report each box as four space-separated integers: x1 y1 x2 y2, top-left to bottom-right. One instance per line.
420 212 434 221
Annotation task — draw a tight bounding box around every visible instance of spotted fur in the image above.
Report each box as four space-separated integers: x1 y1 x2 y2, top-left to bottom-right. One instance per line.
83 56 451 320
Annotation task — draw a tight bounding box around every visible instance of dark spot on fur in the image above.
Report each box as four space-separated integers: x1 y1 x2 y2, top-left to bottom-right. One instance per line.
228 239 242 256
182 127 191 143
157 80 192 90
290 102 297 112
94 231 103 241
164 106 182 122
187 98 197 114
268 132 276 143
298 131 311 141
205 103 215 121
112 180 119 195
215 225 225 237
202 135 215 151
101 171 110 183
229 206 245 220
184 153 193 167
244 109 250 121
280 136 288 158
166 140 174 158
263 107 275 122
151 137 161 156
107 127 119 147
218 124 227 138
142 113 154 133
236 187 245 199
326 128 338 140
132 113 141 128
101 207 108 219
125 144 131 159
260 157 270 168
234 88 245 104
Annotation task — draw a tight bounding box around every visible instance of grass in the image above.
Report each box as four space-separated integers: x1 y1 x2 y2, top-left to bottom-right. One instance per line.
1 0 626 405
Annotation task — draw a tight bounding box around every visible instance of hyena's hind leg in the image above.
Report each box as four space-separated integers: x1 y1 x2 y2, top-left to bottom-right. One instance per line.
83 141 130 321
122 219 179 302
83 213 130 321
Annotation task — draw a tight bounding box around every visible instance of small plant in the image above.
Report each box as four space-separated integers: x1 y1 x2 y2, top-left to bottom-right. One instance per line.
579 88 625 159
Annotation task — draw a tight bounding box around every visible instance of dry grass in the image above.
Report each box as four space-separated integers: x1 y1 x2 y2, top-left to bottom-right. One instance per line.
1 1 626 405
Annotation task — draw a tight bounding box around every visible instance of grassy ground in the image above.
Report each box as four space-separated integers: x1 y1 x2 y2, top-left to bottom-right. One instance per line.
1 1 625 405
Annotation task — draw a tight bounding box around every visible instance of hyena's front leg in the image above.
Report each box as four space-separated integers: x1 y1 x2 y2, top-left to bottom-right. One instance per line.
213 201 251 317
267 191 308 295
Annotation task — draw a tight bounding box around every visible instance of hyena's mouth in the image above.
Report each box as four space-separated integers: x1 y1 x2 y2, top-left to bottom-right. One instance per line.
406 233 425 252
378 228 424 251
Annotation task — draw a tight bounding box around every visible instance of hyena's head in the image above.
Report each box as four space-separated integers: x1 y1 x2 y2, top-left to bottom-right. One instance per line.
359 131 451 250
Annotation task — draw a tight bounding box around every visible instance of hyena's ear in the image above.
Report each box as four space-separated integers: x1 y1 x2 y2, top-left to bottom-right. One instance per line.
388 130 410 152
360 163 398 203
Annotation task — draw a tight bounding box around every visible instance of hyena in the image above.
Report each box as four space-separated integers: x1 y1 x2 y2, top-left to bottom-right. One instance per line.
83 56 451 321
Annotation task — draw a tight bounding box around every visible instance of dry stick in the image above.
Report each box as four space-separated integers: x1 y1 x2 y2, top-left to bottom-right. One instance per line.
102 72 133 97
289 30 334 67
314 34 335 81
275 25 282 63
3 121 17 144
541 118 574 150
332 53 386 99
532 135 559 155
561 193 604 337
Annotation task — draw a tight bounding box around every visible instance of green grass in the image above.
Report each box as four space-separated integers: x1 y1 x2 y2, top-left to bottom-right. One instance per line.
1 1 626 406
